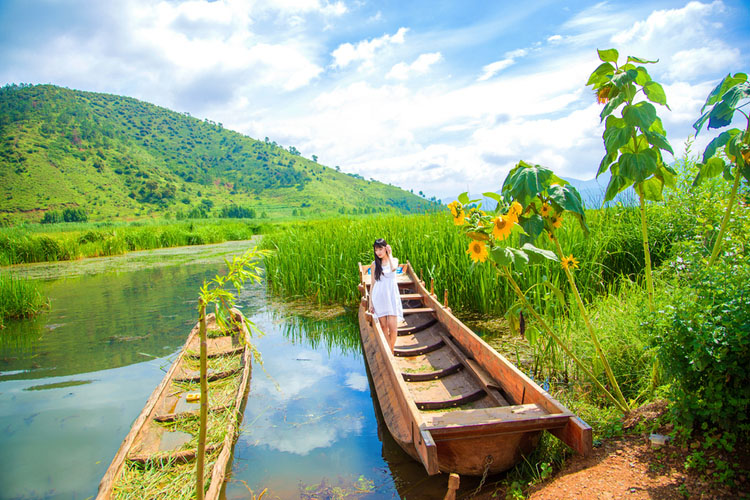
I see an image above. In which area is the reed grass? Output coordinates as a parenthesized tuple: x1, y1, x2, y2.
(172, 372, 242, 409)
(261, 205, 679, 316)
(113, 450, 219, 500)
(0, 273, 48, 326)
(0, 219, 269, 265)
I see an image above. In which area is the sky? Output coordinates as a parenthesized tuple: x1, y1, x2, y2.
(1, 0, 748, 201)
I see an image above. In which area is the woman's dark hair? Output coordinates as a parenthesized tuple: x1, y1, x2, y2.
(373, 238, 387, 281)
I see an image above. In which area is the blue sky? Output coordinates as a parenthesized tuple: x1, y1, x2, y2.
(1, 0, 748, 201)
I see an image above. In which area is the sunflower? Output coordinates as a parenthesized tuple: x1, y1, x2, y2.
(447, 201, 465, 225)
(540, 202, 552, 217)
(466, 240, 489, 263)
(549, 212, 563, 229)
(561, 254, 579, 271)
(508, 201, 523, 220)
(491, 214, 514, 241)
(596, 86, 611, 104)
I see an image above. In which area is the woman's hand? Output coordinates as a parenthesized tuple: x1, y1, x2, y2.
(386, 244, 392, 256)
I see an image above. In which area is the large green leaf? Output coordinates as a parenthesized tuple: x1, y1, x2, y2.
(639, 177, 664, 201)
(604, 172, 631, 202)
(491, 246, 515, 267)
(626, 55, 659, 65)
(520, 243, 558, 263)
(509, 247, 529, 270)
(457, 192, 469, 205)
(587, 62, 616, 86)
(660, 164, 677, 188)
(603, 116, 632, 155)
(482, 191, 503, 203)
(501, 161, 554, 208)
(519, 214, 544, 246)
(693, 157, 726, 186)
(643, 81, 669, 107)
(622, 102, 657, 130)
(700, 73, 747, 113)
(599, 92, 626, 121)
(549, 184, 589, 234)
(619, 149, 658, 183)
(707, 85, 744, 130)
(702, 129, 738, 162)
(693, 109, 711, 135)
(644, 130, 674, 155)
(611, 69, 638, 89)
(635, 67, 650, 86)
(597, 151, 617, 177)
(597, 48, 619, 63)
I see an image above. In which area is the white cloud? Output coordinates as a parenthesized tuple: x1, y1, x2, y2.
(547, 34, 563, 43)
(612, 1, 722, 44)
(330, 27, 409, 69)
(667, 43, 740, 81)
(477, 58, 515, 81)
(386, 51, 442, 80)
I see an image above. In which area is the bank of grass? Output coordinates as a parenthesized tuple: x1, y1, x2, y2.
(0, 218, 271, 266)
(0, 273, 48, 327)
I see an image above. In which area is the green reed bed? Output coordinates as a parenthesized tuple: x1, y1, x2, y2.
(0, 219, 267, 265)
(158, 407, 236, 453)
(262, 206, 680, 317)
(0, 273, 48, 326)
(114, 450, 219, 500)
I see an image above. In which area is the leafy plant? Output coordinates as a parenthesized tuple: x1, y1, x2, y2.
(692, 72, 750, 267)
(587, 48, 676, 312)
(195, 247, 267, 499)
(450, 161, 628, 412)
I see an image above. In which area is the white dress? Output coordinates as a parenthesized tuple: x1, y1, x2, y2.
(370, 258, 404, 322)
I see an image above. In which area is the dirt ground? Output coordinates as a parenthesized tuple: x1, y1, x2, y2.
(475, 402, 749, 500)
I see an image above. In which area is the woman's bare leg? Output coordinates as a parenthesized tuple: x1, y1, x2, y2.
(378, 317, 389, 345)
(386, 315, 398, 352)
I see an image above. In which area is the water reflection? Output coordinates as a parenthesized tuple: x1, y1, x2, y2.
(0, 241, 494, 500)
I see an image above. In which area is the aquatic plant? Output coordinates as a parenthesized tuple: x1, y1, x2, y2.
(0, 273, 48, 327)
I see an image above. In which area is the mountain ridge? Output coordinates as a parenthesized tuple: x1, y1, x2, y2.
(0, 83, 436, 225)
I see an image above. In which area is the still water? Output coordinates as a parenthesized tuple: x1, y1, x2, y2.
(0, 241, 479, 499)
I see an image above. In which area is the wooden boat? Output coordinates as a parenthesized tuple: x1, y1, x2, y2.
(96, 308, 252, 499)
(358, 262, 592, 476)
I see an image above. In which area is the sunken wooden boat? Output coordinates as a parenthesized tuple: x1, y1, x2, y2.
(358, 262, 592, 476)
(96, 308, 252, 500)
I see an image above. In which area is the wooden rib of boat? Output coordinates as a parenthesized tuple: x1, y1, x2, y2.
(357, 262, 592, 476)
(96, 308, 252, 499)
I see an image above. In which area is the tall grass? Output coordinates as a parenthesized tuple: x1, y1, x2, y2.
(261, 204, 682, 316)
(0, 219, 269, 265)
(0, 273, 48, 326)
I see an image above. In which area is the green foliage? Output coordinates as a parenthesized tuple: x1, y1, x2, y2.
(587, 49, 675, 202)
(41, 207, 88, 224)
(0, 83, 436, 224)
(0, 219, 265, 265)
(649, 249, 750, 431)
(0, 273, 48, 326)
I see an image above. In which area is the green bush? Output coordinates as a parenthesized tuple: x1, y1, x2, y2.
(650, 251, 750, 431)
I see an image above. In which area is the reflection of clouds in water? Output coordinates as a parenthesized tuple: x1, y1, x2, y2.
(242, 347, 366, 455)
(344, 372, 368, 392)
(242, 409, 364, 455)
(251, 349, 334, 401)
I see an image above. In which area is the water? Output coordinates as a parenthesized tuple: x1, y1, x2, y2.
(0, 242, 475, 499)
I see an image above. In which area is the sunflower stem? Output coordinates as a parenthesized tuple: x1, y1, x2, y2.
(500, 266, 628, 413)
(707, 165, 742, 268)
(637, 189, 655, 313)
(551, 232, 629, 410)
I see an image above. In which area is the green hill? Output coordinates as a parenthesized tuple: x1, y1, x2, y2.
(0, 83, 437, 225)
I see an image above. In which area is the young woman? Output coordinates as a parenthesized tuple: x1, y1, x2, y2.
(368, 238, 403, 352)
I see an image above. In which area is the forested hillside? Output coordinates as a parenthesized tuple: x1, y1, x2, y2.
(0, 84, 436, 225)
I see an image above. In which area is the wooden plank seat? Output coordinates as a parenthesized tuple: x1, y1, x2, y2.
(403, 307, 435, 315)
(415, 388, 486, 410)
(423, 404, 572, 436)
(399, 293, 423, 300)
(402, 363, 463, 382)
(398, 318, 437, 335)
(394, 339, 445, 357)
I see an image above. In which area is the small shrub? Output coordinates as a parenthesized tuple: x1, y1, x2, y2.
(650, 250, 750, 431)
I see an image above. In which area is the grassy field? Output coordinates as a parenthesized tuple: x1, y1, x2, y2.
(0, 273, 48, 327)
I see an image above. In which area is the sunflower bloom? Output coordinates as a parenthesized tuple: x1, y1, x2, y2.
(491, 215, 514, 241)
(508, 201, 523, 219)
(549, 213, 563, 229)
(540, 203, 552, 217)
(447, 201, 465, 225)
(466, 241, 489, 263)
(596, 86, 611, 104)
(561, 254, 579, 271)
